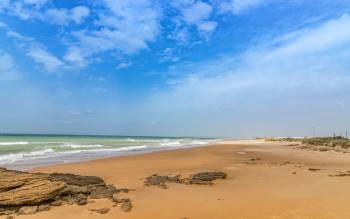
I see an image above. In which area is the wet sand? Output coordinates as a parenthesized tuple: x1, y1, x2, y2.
(19, 140, 350, 219)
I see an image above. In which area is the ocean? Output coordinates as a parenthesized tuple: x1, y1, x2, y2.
(0, 134, 218, 170)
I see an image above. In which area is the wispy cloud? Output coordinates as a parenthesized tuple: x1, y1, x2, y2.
(1, 1, 89, 25)
(63, 0, 161, 67)
(170, 0, 217, 43)
(6, 30, 33, 41)
(4, 29, 64, 72)
(141, 14, 350, 136)
(220, 0, 267, 14)
(44, 5, 90, 25)
(26, 45, 64, 71)
(116, 61, 132, 70)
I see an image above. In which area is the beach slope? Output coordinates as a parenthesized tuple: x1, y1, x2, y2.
(16, 140, 350, 219)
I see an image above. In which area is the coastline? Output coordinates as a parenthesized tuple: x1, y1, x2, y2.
(1, 137, 222, 171)
(14, 139, 350, 219)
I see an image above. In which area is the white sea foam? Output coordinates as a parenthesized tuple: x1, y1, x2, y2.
(60, 143, 104, 148)
(64, 145, 148, 154)
(0, 141, 29, 146)
(0, 137, 214, 168)
(189, 140, 209, 145)
(160, 141, 181, 147)
(0, 149, 54, 163)
(0, 145, 149, 164)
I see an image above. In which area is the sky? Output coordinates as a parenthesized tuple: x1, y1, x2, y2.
(0, 0, 350, 137)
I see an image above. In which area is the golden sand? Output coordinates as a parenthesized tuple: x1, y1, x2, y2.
(18, 140, 350, 219)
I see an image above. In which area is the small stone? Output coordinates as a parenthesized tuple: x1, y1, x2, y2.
(120, 201, 132, 212)
(112, 194, 118, 202)
(89, 185, 117, 199)
(189, 172, 227, 181)
(89, 208, 110, 214)
(18, 206, 38, 215)
(114, 198, 131, 204)
(38, 204, 50, 212)
(116, 188, 132, 193)
(75, 194, 88, 205)
(292, 172, 297, 174)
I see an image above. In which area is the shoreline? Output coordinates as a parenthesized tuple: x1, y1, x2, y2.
(4, 140, 350, 218)
(3, 139, 228, 171)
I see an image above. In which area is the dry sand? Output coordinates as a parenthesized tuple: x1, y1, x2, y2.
(16, 140, 350, 219)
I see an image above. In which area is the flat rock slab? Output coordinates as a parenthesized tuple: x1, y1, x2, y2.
(0, 167, 131, 216)
(0, 168, 66, 206)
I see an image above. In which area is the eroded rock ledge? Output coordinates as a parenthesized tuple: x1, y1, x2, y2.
(0, 168, 131, 216)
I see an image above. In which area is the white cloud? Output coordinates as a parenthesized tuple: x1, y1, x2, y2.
(116, 61, 132, 70)
(0, 52, 21, 80)
(0, 1, 89, 25)
(45, 6, 90, 25)
(63, 46, 87, 68)
(142, 14, 350, 137)
(197, 21, 217, 32)
(64, 0, 161, 66)
(171, 0, 217, 41)
(6, 30, 33, 41)
(182, 1, 212, 24)
(4, 29, 65, 72)
(26, 45, 64, 71)
(220, 0, 267, 14)
(71, 6, 90, 23)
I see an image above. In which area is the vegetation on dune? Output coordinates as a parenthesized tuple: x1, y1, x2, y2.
(302, 136, 350, 149)
(266, 136, 350, 152)
(265, 137, 302, 142)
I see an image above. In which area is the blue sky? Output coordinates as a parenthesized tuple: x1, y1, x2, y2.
(0, 0, 350, 137)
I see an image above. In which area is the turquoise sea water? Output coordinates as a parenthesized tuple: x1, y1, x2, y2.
(0, 134, 217, 170)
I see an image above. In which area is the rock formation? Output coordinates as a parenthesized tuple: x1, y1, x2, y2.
(144, 171, 227, 188)
(0, 168, 131, 216)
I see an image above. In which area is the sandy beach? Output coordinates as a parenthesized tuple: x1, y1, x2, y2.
(9, 140, 350, 219)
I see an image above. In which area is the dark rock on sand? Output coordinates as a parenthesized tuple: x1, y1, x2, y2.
(329, 171, 350, 177)
(89, 208, 110, 214)
(75, 194, 88, 205)
(116, 188, 132, 193)
(308, 168, 321, 171)
(112, 194, 133, 212)
(89, 184, 118, 199)
(113, 197, 131, 204)
(144, 174, 181, 189)
(48, 173, 105, 187)
(188, 172, 227, 182)
(144, 171, 227, 188)
(120, 200, 133, 212)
